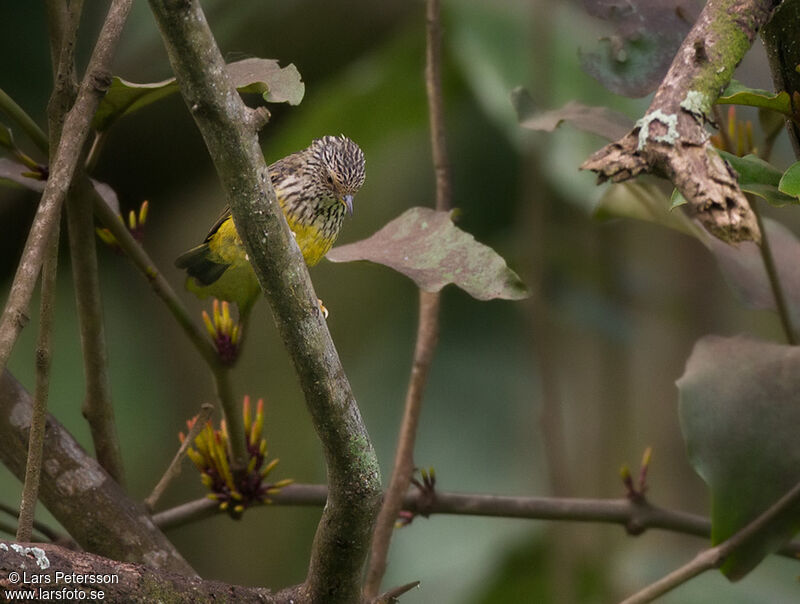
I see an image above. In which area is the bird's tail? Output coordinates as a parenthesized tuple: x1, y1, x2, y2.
(175, 243, 228, 286)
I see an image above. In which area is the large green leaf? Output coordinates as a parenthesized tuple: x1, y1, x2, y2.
(678, 335, 800, 580)
(92, 59, 304, 131)
(327, 207, 529, 300)
(717, 79, 791, 115)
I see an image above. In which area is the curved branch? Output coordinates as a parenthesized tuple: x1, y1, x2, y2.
(582, 0, 779, 244)
(146, 1, 381, 601)
(0, 371, 194, 574)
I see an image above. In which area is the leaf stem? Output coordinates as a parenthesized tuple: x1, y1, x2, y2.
(749, 198, 797, 344)
(145, 403, 214, 511)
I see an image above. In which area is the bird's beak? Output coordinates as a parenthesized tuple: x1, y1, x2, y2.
(341, 194, 354, 215)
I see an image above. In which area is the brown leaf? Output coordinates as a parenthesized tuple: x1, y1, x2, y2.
(327, 207, 529, 301)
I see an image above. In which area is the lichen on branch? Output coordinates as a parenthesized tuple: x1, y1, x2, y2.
(582, 0, 780, 244)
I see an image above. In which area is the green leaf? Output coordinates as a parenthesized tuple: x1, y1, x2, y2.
(0, 123, 15, 151)
(92, 59, 304, 131)
(512, 91, 633, 141)
(717, 79, 791, 115)
(678, 335, 800, 580)
(327, 207, 529, 301)
(706, 217, 800, 332)
(778, 161, 800, 198)
(717, 151, 798, 207)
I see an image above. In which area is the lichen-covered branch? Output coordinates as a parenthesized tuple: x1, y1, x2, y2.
(146, 1, 381, 601)
(0, 541, 275, 603)
(582, 0, 780, 244)
(0, 371, 194, 575)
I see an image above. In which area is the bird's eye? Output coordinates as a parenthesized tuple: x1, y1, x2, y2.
(326, 175, 334, 184)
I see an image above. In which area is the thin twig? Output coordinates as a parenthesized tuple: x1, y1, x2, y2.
(16, 225, 60, 542)
(0, 0, 133, 379)
(68, 177, 125, 483)
(0, 89, 49, 156)
(621, 477, 800, 604)
(365, 291, 440, 595)
(0, 501, 64, 543)
(152, 484, 800, 560)
(145, 403, 214, 511)
(364, 0, 451, 596)
(748, 198, 797, 344)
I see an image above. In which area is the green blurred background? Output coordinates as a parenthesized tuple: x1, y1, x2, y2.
(1, 0, 799, 602)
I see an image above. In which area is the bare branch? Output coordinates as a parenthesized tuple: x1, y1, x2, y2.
(582, 0, 779, 244)
(621, 477, 800, 604)
(145, 403, 214, 511)
(16, 226, 60, 542)
(365, 0, 451, 595)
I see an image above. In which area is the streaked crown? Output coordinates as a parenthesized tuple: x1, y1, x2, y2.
(305, 135, 366, 203)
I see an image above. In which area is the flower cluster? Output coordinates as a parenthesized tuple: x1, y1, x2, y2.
(181, 396, 292, 518)
(96, 200, 149, 248)
(202, 299, 241, 366)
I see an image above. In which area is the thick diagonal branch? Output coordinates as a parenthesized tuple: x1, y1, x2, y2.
(582, 0, 779, 244)
(147, 1, 381, 601)
(0, 371, 193, 574)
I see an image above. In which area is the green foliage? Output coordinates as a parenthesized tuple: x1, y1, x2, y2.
(778, 161, 800, 198)
(92, 59, 304, 131)
(717, 80, 791, 116)
(717, 151, 799, 207)
(327, 207, 528, 301)
(678, 335, 800, 580)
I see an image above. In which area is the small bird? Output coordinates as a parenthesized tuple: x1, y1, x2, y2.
(175, 135, 366, 319)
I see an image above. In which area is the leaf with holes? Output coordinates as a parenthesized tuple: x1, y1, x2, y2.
(93, 59, 304, 131)
(678, 335, 800, 580)
(327, 207, 528, 300)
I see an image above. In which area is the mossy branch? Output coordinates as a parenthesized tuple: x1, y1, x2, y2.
(147, 1, 381, 601)
(582, 0, 779, 244)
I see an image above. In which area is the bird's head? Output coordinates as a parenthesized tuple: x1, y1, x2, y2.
(308, 135, 366, 215)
